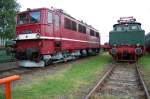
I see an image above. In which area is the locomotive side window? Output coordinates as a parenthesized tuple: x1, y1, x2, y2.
(90, 29, 95, 36)
(54, 14, 60, 27)
(138, 25, 141, 30)
(72, 21, 77, 31)
(64, 18, 71, 29)
(82, 26, 86, 33)
(96, 32, 99, 37)
(78, 24, 86, 33)
(78, 24, 82, 33)
(29, 11, 40, 23)
(64, 18, 77, 31)
(86, 28, 90, 35)
(94, 31, 96, 37)
(48, 11, 52, 23)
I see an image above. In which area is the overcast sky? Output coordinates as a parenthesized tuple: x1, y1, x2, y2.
(17, 0, 150, 44)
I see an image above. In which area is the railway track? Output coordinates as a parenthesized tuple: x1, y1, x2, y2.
(85, 63, 150, 99)
(0, 67, 33, 78)
(0, 55, 95, 79)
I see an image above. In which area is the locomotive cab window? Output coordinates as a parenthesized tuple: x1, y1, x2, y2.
(29, 11, 40, 23)
(131, 25, 138, 30)
(132, 24, 142, 30)
(17, 13, 28, 25)
(17, 11, 40, 25)
(116, 26, 122, 31)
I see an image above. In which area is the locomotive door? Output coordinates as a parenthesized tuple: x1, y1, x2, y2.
(53, 14, 61, 50)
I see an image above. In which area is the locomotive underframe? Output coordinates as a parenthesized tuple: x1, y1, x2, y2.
(109, 46, 145, 62)
(15, 39, 100, 67)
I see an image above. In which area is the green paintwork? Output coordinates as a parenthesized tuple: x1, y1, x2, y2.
(145, 33, 150, 48)
(109, 24, 145, 46)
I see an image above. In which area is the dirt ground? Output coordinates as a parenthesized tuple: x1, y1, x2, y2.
(0, 61, 19, 71)
(12, 57, 103, 88)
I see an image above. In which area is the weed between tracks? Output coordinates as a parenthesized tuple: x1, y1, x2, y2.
(9, 53, 111, 99)
(139, 53, 150, 90)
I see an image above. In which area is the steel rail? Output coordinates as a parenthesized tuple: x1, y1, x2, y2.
(136, 64, 150, 99)
(0, 67, 32, 79)
(85, 63, 150, 99)
(85, 65, 115, 99)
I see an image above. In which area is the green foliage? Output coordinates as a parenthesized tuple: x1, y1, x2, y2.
(0, 48, 15, 63)
(0, 0, 20, 39)
(139, 53, 150, 69)
(139, 54, 150, 89)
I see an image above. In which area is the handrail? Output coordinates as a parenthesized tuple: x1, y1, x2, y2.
(0, 75, 20, 99)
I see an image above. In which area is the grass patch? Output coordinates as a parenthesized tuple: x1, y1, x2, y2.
(138, 53, 150, 89)
(7, 53, 111, 99)
(0, 49, 15, 63)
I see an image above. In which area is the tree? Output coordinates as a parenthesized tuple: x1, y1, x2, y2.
(0, 0, 20, 45)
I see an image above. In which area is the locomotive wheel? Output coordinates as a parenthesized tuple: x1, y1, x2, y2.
(44, 59, 52, 66)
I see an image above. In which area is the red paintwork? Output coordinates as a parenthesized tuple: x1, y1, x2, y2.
(109, 46, 145, 61)
(146, 47, 150, 53)
(101, 43, 110, 51)
(15, 8, 100, 60)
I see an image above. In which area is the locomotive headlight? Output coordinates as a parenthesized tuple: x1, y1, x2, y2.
(113, 44, 117, 46)
(111, 48, 117, 55)
(16, 35, 19, 40)
(136, 43, 140, 47)
(36, 34, 40, 39)
(127, 44, 131, 46)
(36, 29, 40, 33)
(135, 48, 142, 55)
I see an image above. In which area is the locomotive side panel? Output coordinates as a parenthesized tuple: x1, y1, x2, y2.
(60, 15, 88, 51)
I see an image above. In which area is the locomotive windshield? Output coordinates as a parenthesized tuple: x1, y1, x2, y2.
(29, 11, 40, 23)
(17, 13, 28, 25)
(114, 24, 141, 31)
(17, 11, 40, 25)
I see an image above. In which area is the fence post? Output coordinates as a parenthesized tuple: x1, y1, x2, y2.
(0, 75, 20, 99)
(5, 82, 11, 99)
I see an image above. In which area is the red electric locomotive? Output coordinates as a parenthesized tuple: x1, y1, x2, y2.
(109, 17, 145, 62)
(15, 8, 100, 67)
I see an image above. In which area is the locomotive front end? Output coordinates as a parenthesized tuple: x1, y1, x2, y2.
(109, 17, 145, 62)
(15, 8, 54, 67)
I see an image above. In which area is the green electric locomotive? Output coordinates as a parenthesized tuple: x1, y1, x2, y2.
(109, 17, 145, 61)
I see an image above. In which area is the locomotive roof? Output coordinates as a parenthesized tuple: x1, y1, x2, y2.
(17, 7, 99, 32)
(17, 8, 49, 14)
(55, 9, 98, 31)
(113, 22, 141, 27)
